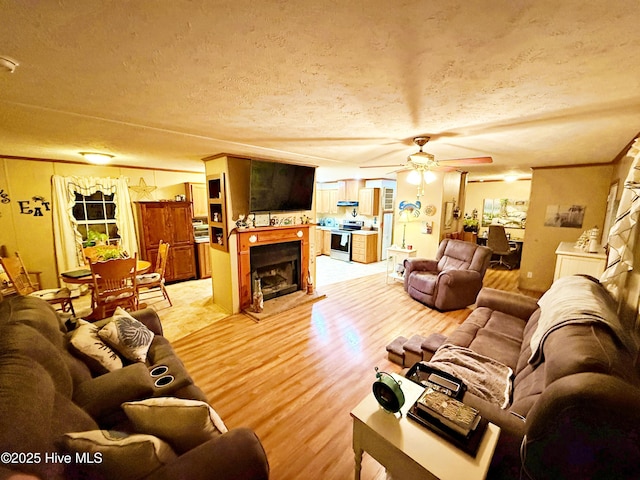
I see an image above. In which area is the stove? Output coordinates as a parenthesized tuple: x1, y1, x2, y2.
(330, 220, 363, 261)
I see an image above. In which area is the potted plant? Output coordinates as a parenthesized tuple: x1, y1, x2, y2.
(463, 211, 479, 232)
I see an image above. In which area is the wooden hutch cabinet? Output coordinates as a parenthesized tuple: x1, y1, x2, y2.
(135, 201, 197, 282)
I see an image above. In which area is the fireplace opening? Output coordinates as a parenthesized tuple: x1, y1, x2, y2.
(250, 241, 301, 301)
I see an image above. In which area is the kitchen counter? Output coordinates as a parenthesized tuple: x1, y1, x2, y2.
(351, 230, 378, 236)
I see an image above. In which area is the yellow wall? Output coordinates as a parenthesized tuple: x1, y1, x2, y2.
(519, 164, 613, 292)
(394, 170, 462, 259)
(0, 157, 205, 289)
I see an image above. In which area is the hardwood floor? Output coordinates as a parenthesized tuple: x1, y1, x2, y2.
(172, 268, 536, 479)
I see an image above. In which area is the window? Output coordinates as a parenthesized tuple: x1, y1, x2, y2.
(72, 191, 120, 245)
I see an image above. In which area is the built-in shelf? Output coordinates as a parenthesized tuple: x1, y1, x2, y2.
(207, 173, 228, 252)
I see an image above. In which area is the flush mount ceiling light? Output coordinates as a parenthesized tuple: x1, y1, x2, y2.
(80, 152, 114, 165)
(0, 56, 19, 73)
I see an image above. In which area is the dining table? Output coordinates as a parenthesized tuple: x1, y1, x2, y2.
(61, 260, 152, 320)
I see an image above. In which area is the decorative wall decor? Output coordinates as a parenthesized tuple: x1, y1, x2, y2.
(482, 198, 528, 229)
(0, 189, 9, 203)
(18, 195, 50, 216)
(129, 177, 157, 200)
(444, 201, 454, 229)
(544, 204, 586, 228)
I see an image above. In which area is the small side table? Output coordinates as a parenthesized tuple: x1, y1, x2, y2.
(351, 373, 500, 480)
(386, 247, 417, 284)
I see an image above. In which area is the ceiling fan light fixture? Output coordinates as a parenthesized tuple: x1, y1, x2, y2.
(80, 152, 114, 165)
(423, 170, 437, 184)
(406, 169, 422, 185)
(407, 151, 435, 165)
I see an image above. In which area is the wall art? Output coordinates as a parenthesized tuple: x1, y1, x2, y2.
(482, 198, 528, 229)
(544, 204, 586, 228)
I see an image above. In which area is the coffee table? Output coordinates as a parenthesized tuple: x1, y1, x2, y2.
(351, 373, 500, 480)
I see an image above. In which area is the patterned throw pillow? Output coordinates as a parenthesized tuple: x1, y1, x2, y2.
(60, 430, 177, 480)
(122, 397, 228, 453)
(69, 320, 123, 374)
(98, 307, 154, 363)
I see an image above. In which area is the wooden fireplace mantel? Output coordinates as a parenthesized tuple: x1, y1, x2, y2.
(236, 225, 310, 311)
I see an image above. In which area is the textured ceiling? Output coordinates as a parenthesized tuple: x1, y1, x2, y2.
(1, 1, 639, 181)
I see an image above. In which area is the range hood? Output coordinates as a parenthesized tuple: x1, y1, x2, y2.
(337, 200, 359, 207)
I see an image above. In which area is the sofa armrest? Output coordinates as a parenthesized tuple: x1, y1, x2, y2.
(523, 373, 640, 479)
(146, 428, 269, 480)
(403, 258, 438, 291)
(73, 363, 155, 420)
(437, 269, 481, 287)
(476, 288, 539, 321)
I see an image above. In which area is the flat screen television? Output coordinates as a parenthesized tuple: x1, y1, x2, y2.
(249, 160, 315, 212)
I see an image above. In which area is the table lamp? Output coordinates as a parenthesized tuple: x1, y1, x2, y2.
(399, 210, 410, 249)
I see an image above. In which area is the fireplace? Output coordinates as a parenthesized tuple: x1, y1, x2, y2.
(236, 225, 311, 311)
(250, 241, 301, 301)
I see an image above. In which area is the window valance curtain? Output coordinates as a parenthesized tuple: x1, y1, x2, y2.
(600, 137, 640, 301)
(52, 175, 138, 276)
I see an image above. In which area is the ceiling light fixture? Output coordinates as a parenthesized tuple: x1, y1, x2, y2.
(0, 56, 19, 73)
(80, 152, 114, 165)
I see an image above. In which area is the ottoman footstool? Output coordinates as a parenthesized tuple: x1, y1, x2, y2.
(403, 334, 428, 367)
(385, 336, 408, 366)
(421, 332, 447, 361)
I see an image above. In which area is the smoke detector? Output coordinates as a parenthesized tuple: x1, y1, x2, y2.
(0, 56, 19, 73)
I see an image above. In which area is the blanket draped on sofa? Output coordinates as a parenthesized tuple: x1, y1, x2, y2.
(528, 275, 636, 366)
(426, 344, 513, 408)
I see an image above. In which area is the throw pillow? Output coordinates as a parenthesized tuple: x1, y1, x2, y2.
(60, 430, 177, 480)
(98, 307, 154, 363)
(122, 397, 228, 453)
(69, 320, 123, 374)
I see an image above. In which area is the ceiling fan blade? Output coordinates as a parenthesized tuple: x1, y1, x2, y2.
(437, 156, 493, 166)
(359, 163, 405, 169)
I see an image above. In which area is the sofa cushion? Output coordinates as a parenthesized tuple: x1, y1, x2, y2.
(60, 430, 177, 480)
(69, 320, 124, 374)
(407, 271, 437, 295)
(122, 397, 228, 454)
(98, 307, 154, 363)
(0, 323, 74, 397)
(0, 296, 66, 347)
(0, 355, 65, 479)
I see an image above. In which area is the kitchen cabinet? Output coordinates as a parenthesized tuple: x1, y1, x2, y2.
(317, 189, 338, 214)
(196, 242, 211, 278)
(337, 180, 364, 202)
(135, 201, 197, 282)
(185, 182, 208, 218)
(351, 232, 378, 264)
(358, 188, 380, 216)
(322, 230, 332, 255)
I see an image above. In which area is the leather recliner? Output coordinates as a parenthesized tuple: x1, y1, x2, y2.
(403, 238, 492, 311)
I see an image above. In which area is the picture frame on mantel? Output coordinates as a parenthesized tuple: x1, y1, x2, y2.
(254, 213, 270, 227)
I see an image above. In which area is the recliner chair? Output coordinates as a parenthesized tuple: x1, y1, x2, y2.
(403, 238, 492, 311)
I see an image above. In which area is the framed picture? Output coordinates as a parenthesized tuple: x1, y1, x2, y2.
(444, 202, 454, 229)
(254, 213, 270, 227)
(544, 204, 586, 228)
(601, 181, 619, 245)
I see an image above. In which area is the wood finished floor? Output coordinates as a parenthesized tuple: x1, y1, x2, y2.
(172, 268, 536, 480)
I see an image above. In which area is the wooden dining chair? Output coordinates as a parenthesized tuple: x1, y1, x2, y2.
(0, 251, 75, 315)
(136, 240, 172, 306)
(89, 254, 138, 320)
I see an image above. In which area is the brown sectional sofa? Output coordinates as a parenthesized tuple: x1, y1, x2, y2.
(426, 276, 640, 479)
(0, 295, 269, 480)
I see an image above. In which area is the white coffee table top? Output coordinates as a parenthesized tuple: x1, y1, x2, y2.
(351, 372, 501, 480)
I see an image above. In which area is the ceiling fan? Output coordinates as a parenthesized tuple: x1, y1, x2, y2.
(363, 136, 493, 201)
(361, 136, 493, 173)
